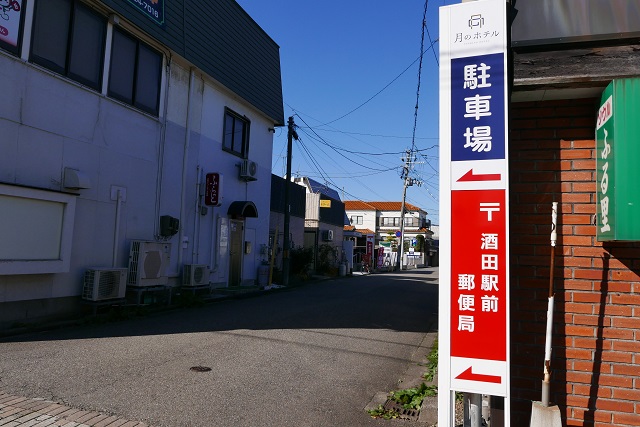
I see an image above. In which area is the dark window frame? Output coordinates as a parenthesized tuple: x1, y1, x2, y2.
(108, 26, 162, 116)
(30, 0, 106, 91)
(404, 216, 418, 227)
(222, 108, 250, 158)
(381, 217, 401, 227)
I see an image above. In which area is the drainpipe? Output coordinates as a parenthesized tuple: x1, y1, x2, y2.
(178, 68, 196, 268)
(193, 165, 201, 264)
(155, 56, 172, 240)
(112, 188, 123, 267)
(211, 213, 219, 273)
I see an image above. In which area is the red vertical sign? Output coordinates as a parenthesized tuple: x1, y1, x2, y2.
(366, 235, 374, 257)
(377, 247, 385, 269)
(205, 173, 222, 206)
(451, 189, 506, 362)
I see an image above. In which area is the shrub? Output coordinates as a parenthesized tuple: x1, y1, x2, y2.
(289, 246, 313, 277)
(317, 244, 338, 275)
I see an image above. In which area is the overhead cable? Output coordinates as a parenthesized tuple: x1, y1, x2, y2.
(319, 38, 439, 127)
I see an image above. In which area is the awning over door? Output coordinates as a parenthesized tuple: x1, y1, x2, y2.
(227, 201, 258, 218)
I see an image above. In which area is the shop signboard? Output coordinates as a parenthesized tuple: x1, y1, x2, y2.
(0, 0, 24, 51)
(205, 173, 222, 206)
(596, 79, 640, 241)
(366, 234, 374, 257)
(127, 0, 165, 27)
(439, 0, 510, 424)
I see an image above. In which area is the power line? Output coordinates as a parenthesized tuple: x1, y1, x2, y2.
(298, 127, 394, 171)
(300, 128, 438, 157)
(318, 37, 440, 127)
(287, 105, 440, 162)
(296, 116, 394, 172)
(410, 0, 429, 155)
(272, 138, 287, 172)
(289, 106, 403, 158)
(294, 112, 440, 159)
(299, 169, 397, 179)
(278, 3, 442, 212)
(295, 127, 400, 203)
(298, 135, 397, 202)
(418, 152, 439, 174)
(425, 2, 439, 66)
(299, 126, 439, 140)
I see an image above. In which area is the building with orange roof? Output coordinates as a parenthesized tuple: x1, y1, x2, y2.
(344, 200, 435, 268)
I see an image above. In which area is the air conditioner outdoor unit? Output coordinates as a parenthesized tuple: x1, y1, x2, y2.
(239, 160, 258, 181)
(322, 229, 334, 242)
(182, 264, 210, 286)
(127, 241, 171, 287)
(82, 268, 128, 301)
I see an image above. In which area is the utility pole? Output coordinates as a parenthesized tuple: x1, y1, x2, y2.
(396, 150, 411, 271)
(396, 149, 422, 272)
(282, 116, 298, 287)
(397, 181, 408, 271)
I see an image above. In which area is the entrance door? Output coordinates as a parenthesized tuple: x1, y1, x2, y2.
(229, 220, 243, 286)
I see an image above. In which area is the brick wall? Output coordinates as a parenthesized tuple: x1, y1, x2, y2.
(510, 98, 640, 427)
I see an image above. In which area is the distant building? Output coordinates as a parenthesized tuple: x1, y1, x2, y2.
(344, 200, 434, 267)
(292, 177, 346, 272)
(269, 175, 306, 271)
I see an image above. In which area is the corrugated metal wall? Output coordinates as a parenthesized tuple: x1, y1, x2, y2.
(98, 0, 284, 125)
(305, 193, 320, 228)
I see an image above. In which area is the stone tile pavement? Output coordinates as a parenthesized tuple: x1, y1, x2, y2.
(0, 392, 149, 427)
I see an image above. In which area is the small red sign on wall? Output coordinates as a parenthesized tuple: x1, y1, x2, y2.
(205, 173, 222, 206)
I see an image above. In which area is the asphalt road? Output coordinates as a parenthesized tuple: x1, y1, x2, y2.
(0, 268, 439, 427)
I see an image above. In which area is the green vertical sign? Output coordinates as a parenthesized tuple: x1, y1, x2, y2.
(596, 83, 614, 241)
(596, 79, 640, 241)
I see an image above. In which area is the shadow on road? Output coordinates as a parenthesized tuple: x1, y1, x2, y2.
(1, 269, 440, 344)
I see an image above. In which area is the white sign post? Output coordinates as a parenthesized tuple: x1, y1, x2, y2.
(439, 1, 510, 425)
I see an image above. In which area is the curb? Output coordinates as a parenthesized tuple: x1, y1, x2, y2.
(364, 317, 439, 424)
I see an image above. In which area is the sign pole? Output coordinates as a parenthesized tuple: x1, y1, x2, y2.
(463, 393, 483, 427)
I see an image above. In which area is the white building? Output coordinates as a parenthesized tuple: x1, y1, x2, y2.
(344, 200, 434, 267)
(0, 0, 284, 327)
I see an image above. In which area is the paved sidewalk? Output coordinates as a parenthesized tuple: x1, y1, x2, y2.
(0, 392, 149, 427)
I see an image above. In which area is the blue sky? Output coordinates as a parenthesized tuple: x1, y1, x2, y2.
(236, 0, 460, 224)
